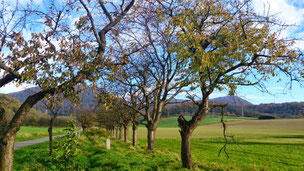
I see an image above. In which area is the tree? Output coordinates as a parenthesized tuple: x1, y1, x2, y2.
(113, 1, 189, 150)
(0, 0, 135, 170)
(159, 0, 303, 169)
(76, 107, 97, 133)
(42, 97, 61, 156)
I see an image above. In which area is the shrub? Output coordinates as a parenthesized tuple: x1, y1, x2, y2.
(85, 127, 112, 138)
(258, 114, 277, 119)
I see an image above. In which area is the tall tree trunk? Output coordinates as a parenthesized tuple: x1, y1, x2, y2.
(132, 122, 138, 146)
(0, 133, 16, 171)
(123, 122, 130, 143)
(147, 125, 156, 150)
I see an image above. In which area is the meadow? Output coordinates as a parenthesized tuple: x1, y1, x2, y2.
(14, 118, 304, 170)
(16, 126, 65, 142)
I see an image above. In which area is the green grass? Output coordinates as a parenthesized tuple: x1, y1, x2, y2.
(18, 126, 64, 133)
(14, 119, 304, 170)
(15, 126, 65, 142)
(156, 115, 254, 128)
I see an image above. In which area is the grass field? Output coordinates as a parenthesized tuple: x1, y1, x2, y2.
(154, 115, 253, 128)
(16, 126, 65, 142)
(15, 116, 249, 142)
(14, 118, 304, 170)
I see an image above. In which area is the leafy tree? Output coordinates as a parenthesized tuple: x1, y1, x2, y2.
(113, 1, 189, 150)
(0, 0, 135, 169)
(157, 0, 303, 168)
(76, 107, 97, 133)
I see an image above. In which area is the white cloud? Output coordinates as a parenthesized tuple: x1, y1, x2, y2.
(252, 0, 304, 25)
(0, 82, 33, 94)
(252, 0, 304, 50)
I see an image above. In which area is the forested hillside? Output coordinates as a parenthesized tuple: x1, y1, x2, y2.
(162, 100, 261, 118)
(162, 97, 304, 118)
(9, 87, 99, 116)
(246, 102, 304, 118)
(0, 94, 69, 126)
(0, 94, 50, 125)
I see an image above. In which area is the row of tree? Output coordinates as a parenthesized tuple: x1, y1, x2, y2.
(1, 0, 303, 170)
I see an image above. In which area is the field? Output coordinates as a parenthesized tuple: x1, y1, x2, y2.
(14, 118, 304, 170)
(16, 126, 65, 142)
(152, 115, 253, 128)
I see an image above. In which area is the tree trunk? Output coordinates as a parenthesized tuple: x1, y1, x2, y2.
(123, 123, 130, 143)
(112, 128, 115, 139)
(0, 133, 15, 171)
(115, 127, 118, 139)
(147, 125, 156, 150)
(82, 126, 87, 133)
(180, 128, 193, 169)
(132, 122, 138, 146)
(0, 107, 14, 171)
(119, 126, 123, 140)
(48, 117, 55, 156)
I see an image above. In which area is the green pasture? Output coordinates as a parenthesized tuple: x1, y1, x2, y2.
(14, 118, 304, 170)
(134, 119, 304, 141)
(155, 115, 254, 128)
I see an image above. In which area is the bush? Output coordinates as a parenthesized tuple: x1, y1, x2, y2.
(53, 116, 70, 127)
(85, 127, 112, 138)
(258, 114, 277, 120)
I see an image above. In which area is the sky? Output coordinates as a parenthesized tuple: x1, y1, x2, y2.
(1, 0, 304, 105)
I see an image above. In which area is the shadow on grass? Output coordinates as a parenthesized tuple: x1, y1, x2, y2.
(200, 140, 304, 146)
(269, 135, 304, 139)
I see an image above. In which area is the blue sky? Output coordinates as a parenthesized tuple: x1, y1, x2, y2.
(1, 0, 304, 105)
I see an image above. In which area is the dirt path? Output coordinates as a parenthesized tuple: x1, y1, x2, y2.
(14, 134, 65, 149)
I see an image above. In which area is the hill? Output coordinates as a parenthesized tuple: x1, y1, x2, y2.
(211, 96, 253, 106)
(163, 96, 304, 118)
(9, 87, 99, 116)
(0, 94, 50, 125)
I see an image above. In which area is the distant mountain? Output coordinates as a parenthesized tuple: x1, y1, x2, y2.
(211, 96, 253, 106)
(9, 87, 99, 116)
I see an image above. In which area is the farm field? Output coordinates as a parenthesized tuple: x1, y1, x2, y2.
(15, 116, 250, 142)
(16, 126, 65, 142)
(14, 118, 304, 170)
(151, 115, 254, 128)
(134, 118, 304, 141)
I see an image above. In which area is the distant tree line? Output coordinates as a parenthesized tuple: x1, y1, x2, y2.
(162, 101, 304, 118)
(246, 102, 304, 118)
(162, 101, 261, 118)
